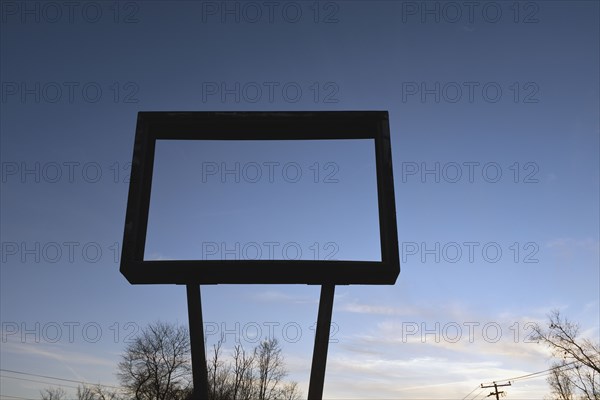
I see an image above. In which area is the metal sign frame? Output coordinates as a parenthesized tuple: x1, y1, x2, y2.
(120, 111, 400, 285)
(120, 111, 400, 400)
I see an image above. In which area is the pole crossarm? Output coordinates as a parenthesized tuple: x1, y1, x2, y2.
(481, 381, 511, 399)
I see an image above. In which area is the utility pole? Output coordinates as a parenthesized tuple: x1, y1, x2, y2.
(481, 381, 511, 399)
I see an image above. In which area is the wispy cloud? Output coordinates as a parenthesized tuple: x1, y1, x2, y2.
(324, 354, 547, 399)
(338, 302, 417, 316)
(2, 340, 116, 368)
(317, 303, 559, 398)
(546, 237, 600, 252)
(338, 299, 474, 321)
(144, 252, 171, 261)
(251, 290, 317, 305)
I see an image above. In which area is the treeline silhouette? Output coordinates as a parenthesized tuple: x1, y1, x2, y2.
(40, 321, 301, 400)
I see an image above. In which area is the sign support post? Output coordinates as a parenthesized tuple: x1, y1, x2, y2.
(187, 284, 210, 400)
(307, 284, 336, 400)
(186, 284, 336, 400)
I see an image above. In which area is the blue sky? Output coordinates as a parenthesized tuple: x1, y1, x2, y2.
(145, 138, 382, 261)
(1, 1, 599, 399)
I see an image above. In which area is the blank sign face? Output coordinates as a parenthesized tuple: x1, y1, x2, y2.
(144, 139, 381, 262)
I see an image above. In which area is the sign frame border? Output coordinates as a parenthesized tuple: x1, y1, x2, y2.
(120, 111, 399, 285)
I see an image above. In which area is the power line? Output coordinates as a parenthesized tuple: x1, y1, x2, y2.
(475, 390, 489, 400)
(508, 361, 578, 382)
(463, 385, 489, 400)
(479, 391, 495, 400)
(1, 396, 78, 400)
(469, 361, 585, 399)
(0, 369, 124, 391)
(0, 374, 81, 390)
(0, 396, 38, 400)
(481, 360, 580, 387)
(462, 385, 483, 400)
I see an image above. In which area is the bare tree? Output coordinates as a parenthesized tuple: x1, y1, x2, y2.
(77, 385, 96, 400)
(533, 310, 600, 400)
(207, 337, 232, 400)
(548, 363, 576, 400)
(255, 338, 287, 400)
(91, 385, 123, 400)
(117, 321, 192, 400)
(40, 387, 66, 400)
(278, 381, 302, 400)
(231, 344, 255, 400)
(202, 336, 300, 400)
(76, 384, 123, 400)
(116, 321, 300, 400)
